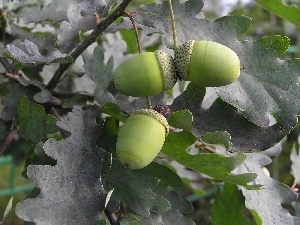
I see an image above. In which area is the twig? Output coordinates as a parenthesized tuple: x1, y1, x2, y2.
(195, 141, 216, 153)
(0, 9, 7, 45)
(167, 0, 178, 53)
(0, 70, 30, 81)
(53, 91, 94, 101)
(0, 129, 18, 156)
(0, 70, 62, 106)
(47, 0, 134, 91)
(105, 210, 120, 225)
(0, 57, 13, 73)
(123, 11, 142, 53)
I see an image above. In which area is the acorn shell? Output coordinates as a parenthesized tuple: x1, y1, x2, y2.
(175, 40, 240, 87)
(116, 109, 169, 170)
(114, 51, 177, 97)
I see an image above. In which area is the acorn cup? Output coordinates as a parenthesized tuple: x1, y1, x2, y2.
(114, 50, 178, 97)
(175, 40, 240, 87)
(116, 109, 169, 170)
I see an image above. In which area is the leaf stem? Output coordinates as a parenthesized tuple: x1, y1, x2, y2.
(46, 0, 134, 91)
(123, 12, 153, 108)
(105, 210, 120, 225)
(147, 96, 152, 109)
(124, 11, 142, 53)
(167, 0, 179, 53)
(0, 129, 18, 156)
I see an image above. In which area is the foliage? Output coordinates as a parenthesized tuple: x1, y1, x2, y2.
(0, 0, 299, 224)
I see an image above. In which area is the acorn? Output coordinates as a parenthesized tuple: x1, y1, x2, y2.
(114, 50, 177, 97)
(116, 108, 169, 170)
(175, 40, 240, 87)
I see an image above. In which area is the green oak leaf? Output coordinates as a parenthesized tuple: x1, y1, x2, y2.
(104, 161, 171, 217)
(16, 106, 110, 224)
(17, 96, 58, 143)
(168, 109, 193, 132)
(162, 131, 259, 189)
(255, 0, 300, 27)
(201, 131, 231, 150)
(211, 183, 250, 225)
(102, 102, 129, 123)
(134, 0, 300, 152)
(83, 46, 114, 99)
(236, 153, 300, 225)
(1, 83, 38, 121)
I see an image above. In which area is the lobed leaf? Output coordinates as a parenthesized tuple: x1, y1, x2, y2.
(102, 102, 129, 123)
(77, 0, 107, 15)
(1, 83, 38, 121)
(133, 0, 300, 152)
(17, 96, 58, 143)
(168, 110, 193, 132)
(235, 153, 300, 225)
(255, 0, 300, 27)
(134, 162, 183, 188)
(290, 145, 300, 183)
(170, 83, 286, 152)
(83, 46, 114, 99)
(6, 39, 66, 65)
(162, 131, 258, 189)
(211, 183, 250, 225)
(104, 161, 171, 217)
(16, 106, 110, 224)
(200, 131, 231, 150)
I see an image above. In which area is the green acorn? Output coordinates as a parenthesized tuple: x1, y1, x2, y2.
(114, 50, 177, 97)
(116, 108, 169, 170)
(175, 40, 240, 87)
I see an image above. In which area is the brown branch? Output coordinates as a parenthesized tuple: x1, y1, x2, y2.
(0, 129, 18, 156)
(0, 70, 61, 106)
(195, 141, 216, 153)
(105, 210, 120, 225)
(0, 57, 14, 73)
(0, 70, 30, 81)
(46, 0, 134, 91)
(0, 9, 7, 45)
(53, 91, 94, 101)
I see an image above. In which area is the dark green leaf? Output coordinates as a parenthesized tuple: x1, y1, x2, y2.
(104, 161, 171, 217)
(171, 83, 286, 152)
(168, 110, 193, 132)
(211, 183, 250, 225)
(98, 116, 119, 154)
(290, 145, 300, 183)
(162, 131, 258, 189)
(17, 96, 58, 143)
(1, 83, 38, 121)
(134, 1, 251, 47)
(255, 0, 300, 27)
(134, 162, 183, 188)
(102, 102, 129, 123)
(201, 131, 231, 150)
(259, 35, 290, 57)
(134, 1, 300, 152)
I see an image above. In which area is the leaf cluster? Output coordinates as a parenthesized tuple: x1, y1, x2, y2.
(0, 0, 299, 225)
